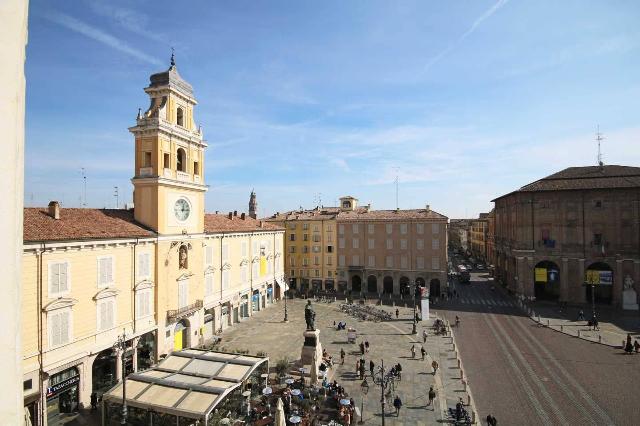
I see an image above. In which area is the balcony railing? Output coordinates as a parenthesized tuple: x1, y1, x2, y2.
(167, 299, 203, 323)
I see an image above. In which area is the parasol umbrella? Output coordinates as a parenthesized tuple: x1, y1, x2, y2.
(275, 397, 286, 426)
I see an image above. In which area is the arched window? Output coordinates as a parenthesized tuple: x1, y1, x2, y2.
(176, 107, 184, 127)
(177, 148, 186, 172)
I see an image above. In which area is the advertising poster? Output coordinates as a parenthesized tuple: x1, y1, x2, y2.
(535, 268, 547, 282)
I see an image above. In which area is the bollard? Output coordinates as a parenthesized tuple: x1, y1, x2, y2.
(467, 394, 471, 406)
(462, 380, 467, 391)
(599, 335, 602, 343)
(392, 301, 395, 307)
(452, 342, 456, 351)
(560, 325, 563, 332)
(538, 315, 541, 323)
(472, 411, 476, 424)
(578, 330, 581, 338)
(547, 319, 550, 326)
(461, 369, 464, 380)
(458, 358, 461, 368)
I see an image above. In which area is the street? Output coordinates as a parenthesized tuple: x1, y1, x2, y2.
(435, 271, 640, 426)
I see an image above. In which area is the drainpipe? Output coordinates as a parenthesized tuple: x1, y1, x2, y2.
(37, 243, 45, 426)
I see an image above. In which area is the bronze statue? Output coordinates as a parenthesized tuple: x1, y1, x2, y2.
(304, 300, 316, 330)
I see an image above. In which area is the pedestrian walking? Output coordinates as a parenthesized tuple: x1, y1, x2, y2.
(421, 346, 426, 361)
(410, 344, 416, 358)
(634, 340, 640, 353)
(364, 341, 370, 353)
(369, 360, 375, 375)
(592, 316, 599, 331)
(625, 334, 634, 354)
(393, 395, 402, 416)
(427, 386, 436, 408)
(422, 329, 428, 343)
(90, 392, 98, 411)
(486, 414, 497, 426)
(359, 361, 366, 379)
(396, 363, 403, 380)
(395, 308, 399, 319)
(577, 309, 585, 321)
(431, 360, 439, 375)
(340, 348, 346, 365)
(360, 341, 365, 355)
(355, 359, 360, 375)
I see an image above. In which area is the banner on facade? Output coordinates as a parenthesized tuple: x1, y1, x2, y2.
(260, 257, 267, 276)
(535, 268, 547, 283)
(585, 270, 613, 285)
(420, 298, 430, 321)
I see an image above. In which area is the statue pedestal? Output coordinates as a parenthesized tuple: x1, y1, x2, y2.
(300, 329, 323, 371)
(623, 289, 639, 311)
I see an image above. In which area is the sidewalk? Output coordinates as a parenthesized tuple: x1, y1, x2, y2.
(516, 298, 640, 348)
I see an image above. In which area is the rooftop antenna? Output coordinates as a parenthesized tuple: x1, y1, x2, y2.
(80, 167, 87, 207)
(319, 192, 322, 207)
(596, 125, 604, 167)
(392, 166, 400, 209)
(114, 186, 119, 209)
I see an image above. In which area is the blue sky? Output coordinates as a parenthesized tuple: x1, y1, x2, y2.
(25, 0, 640, 218)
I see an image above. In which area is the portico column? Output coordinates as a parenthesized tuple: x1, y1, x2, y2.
(577, 259, 587, 303)
(524, 257, 534, 298)
(560, 258, 569, 302)
(132, 337, 140, 372)
(515, 257, 525, 295)
(613, 260, 624, 307)
(115, 349, 123, 382)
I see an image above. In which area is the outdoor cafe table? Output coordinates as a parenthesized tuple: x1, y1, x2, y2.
(289, 415, 302, 424)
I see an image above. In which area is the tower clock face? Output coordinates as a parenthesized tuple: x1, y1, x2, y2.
(174, 198, 191, 221)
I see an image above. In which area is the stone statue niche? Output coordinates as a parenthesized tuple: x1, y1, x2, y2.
(623, 275, 638, 311)
(179, 245, 188, 270)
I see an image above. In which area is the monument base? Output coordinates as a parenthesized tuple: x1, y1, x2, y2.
(623, 290, 639, 311)
(300, 329, 323, 372)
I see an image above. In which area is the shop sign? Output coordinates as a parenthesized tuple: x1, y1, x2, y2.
(535, 268, 547, 283)
(46, 375, 79, 399)
(585, 270, 613, 285)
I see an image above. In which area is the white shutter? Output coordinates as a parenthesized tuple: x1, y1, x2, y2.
(59, 263, 68, 292)
(241, 266, 247, 283)
(51, 313, 61, 346)
(206, 273, 213, 296)
(222, 244, 229, 262)
(206, 247, 213, 265)
(61, 311, 69, 344)
(145, 291, 151, 316)
(51, 264, 60, 294)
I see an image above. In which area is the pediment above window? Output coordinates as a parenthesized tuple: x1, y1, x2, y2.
(274, 252, 282, 258)
(135, 280, 154, 291)
(93, 287, 120, 301)
(176, 272, 194, 282)
(239, 259, 249, 266)
(251, 257, 260, 263)
(221, 263, 231, 271)
(267, 254, 274, 260)
(204, 266, 215, 274)
(43, 297, 78, 312)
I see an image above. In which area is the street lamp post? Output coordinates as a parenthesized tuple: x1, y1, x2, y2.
(113, 329, 128, 425)
(284, 276, 291, 322)
(359, 378, 369, 424)
(372, 359, 393, 426)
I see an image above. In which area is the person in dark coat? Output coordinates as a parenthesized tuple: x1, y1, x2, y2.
(369, 360, 375, 375)
(393, 395, 402, 416)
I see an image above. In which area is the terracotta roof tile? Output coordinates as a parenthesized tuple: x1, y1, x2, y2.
(24, 208, 154, 242)
(204, 214, 283, 233)
(266, 207, 447, 222)
(492, 165, 640, 201)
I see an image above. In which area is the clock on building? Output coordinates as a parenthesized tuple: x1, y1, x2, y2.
(174, 198, 191, 221)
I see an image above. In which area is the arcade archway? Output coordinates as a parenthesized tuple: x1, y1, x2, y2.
(585, 262, 613, 304)
(367, 275, 378, 293)
(534, 260, 560, 301)
(351, 275, 362, 293)
(383, 276, 394, 294)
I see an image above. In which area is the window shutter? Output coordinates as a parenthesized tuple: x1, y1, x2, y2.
(206, 247, 213, 265)
(51, 264, 60, 294)
(51, 313, 61, 346)
(61, 312, 69, 344)
(60, 263, 68, 292)
(206, 274, 213, 296)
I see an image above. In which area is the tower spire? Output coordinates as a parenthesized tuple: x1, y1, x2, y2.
(170, 47, 175, 67)
(249, 189, 258, 219)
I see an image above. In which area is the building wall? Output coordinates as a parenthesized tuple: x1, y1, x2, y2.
(493, 188, 640, 306)
(337, 220, 448, 294)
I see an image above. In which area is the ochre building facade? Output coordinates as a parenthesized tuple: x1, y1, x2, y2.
(21, 60, 284, 426)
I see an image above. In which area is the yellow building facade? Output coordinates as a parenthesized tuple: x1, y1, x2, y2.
(21, 59, 285, 426)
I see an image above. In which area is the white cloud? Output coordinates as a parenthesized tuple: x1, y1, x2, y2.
(45, 11, 163, 66)
(87, 1, 166, 43)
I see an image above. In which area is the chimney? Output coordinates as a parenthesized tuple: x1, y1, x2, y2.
(48, 201, 60, 220)
(241, 213, 246, 220)
(426, 204, 430, 212)
(260, 221, 264, 228)
(215, 210, 219, 214)
(233, 210, 237, 216)
(228, 212, 233, 219)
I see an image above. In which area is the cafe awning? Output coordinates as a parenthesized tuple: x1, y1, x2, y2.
(102, 349, 268, 421)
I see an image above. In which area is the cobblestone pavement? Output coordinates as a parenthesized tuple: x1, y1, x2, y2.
(435, 272, 640, 426)
(218, 298, 476, 425)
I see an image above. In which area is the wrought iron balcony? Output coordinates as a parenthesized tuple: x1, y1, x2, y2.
(167, 299, 203, 323)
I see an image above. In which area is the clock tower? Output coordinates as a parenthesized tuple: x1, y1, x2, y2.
(130, 54, 207, 235)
